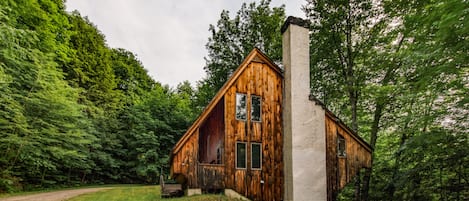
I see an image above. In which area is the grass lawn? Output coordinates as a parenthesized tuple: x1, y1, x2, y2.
(67, 185, 241, 201)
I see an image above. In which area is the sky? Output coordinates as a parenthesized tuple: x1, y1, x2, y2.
(65, 0, 306, 87)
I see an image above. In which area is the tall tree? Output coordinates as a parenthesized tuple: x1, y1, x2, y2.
(305, 0, 469, 200)
(369, 0, 469, 200)
(304, 0, 386, 199)
(0, 4, 94, 190)
(304, 0, 382, 132)
(0, 0, 200, 191)
(199, 0, 285, 109)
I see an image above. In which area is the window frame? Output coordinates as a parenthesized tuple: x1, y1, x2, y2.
(337, 134, 346, 157)
(235, 93, 247, 121)
(236, 142, 247, 169)
(250, 95, 262, 122)
(251, 142, 262, 170)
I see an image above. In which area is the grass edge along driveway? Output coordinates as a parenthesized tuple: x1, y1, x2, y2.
(67, 185, 242, 201)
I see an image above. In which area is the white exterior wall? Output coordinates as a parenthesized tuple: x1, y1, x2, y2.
(282, 20, 327, 201)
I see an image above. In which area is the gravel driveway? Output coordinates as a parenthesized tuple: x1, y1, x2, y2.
(0, 187, 112, 201)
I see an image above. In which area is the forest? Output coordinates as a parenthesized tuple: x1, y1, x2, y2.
(0, 0, 467, 200)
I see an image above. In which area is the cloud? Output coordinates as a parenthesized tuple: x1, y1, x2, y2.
(66, 0, 304, 87)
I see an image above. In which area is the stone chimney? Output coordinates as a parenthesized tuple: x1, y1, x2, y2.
(282, 16, 327, 201)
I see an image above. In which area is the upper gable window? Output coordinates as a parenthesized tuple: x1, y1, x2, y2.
(251, 95, 261, 122)
(337, 134, 346, 157)
(236, 93, 247, 121)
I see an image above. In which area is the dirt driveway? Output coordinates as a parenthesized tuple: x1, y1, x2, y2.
(0, 187, 112, 201)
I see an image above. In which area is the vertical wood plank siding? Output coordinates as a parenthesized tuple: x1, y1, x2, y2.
(198, 164, 225, 189)
(199, 100, 224, 164)
(171, 53, 283, 201)
(225, 61, 283, 201)
(171, 130, 199, 188)
(325, 114, 372, 201)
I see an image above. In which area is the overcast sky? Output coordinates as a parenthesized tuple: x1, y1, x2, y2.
(65, 0, 305, 87)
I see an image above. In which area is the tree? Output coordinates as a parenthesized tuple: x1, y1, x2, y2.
(119, 85, 194, 183)
(304, 0, 387, 199)
(0, 0, 200, 191)
(0, 4, 94, 190)
(304, 0, 469, 200)
(110, 48, 155, 99)
(198, 0, 285, 109)
(371, 0, 469, 199)
(304, 0, 384, 132)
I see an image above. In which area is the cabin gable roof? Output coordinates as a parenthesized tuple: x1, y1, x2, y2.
(172, 48, 282, 155)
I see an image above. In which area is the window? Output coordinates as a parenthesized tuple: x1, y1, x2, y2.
(236, 142, 247, 169)
(236, 93, 262, 122)
(216, 146, 222, 164)
(236, 93, 247, 120)
(251, 95, 261, 122)
(251, 143, 262, 169)
(337, 135, 346, 157)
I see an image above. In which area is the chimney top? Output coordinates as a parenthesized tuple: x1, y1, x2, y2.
(281, 16, 310, 34)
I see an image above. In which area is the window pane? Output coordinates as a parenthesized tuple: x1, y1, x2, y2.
(251, 143, 262, 169)
(236, 142, 246, 168)
(251, 96, 261, 122)
(236, 93, 247, 120)
(216, 146, 222, 164)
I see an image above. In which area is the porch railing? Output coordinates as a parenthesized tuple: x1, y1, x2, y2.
(198, 163, 225, 190)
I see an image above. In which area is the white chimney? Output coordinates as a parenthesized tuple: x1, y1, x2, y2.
(282, 17, 327, 201)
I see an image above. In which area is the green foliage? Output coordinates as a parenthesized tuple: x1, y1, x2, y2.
(0, 2, 94, 191)
(126, 86, 194, 182)
(198, 0, 285, 109)
(304, 0, 383, 132)
(305, 0, 469, 200)
(0, 0, 195, 192)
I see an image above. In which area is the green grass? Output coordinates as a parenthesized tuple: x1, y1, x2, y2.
(67, 185, 240, 201)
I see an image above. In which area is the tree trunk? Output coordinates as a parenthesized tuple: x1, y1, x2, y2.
(361, 101, 384, 200)
(388, 99, 414, 200)
(345, 0, 358, 133)
(388, 131, 409, 200)
(354, 171, 361, 201)
(361, 166, 372, 201)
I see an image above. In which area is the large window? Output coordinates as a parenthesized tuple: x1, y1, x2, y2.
(337, 134, 346, 157)
(251, 96, 261, 122)
(251, 143, 262, 169)
(236, 142, 247, 169)
(236, 93, 247, 121)
(236, 93, 262, 122)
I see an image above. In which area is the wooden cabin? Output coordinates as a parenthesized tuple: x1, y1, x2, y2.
(170, 48, 284, 200)
(170, 17, 372, 201)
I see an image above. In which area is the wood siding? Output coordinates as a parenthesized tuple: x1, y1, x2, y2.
(170, 50, 283, 201)
(325, 113, 372, 201)
(199, 99, 224, 164)
(224, 61, 283, 201)
(171, 130, 199, 188)
(198, 164, 225, 189)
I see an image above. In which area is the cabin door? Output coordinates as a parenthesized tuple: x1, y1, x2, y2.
(237, 141, 263, 200)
